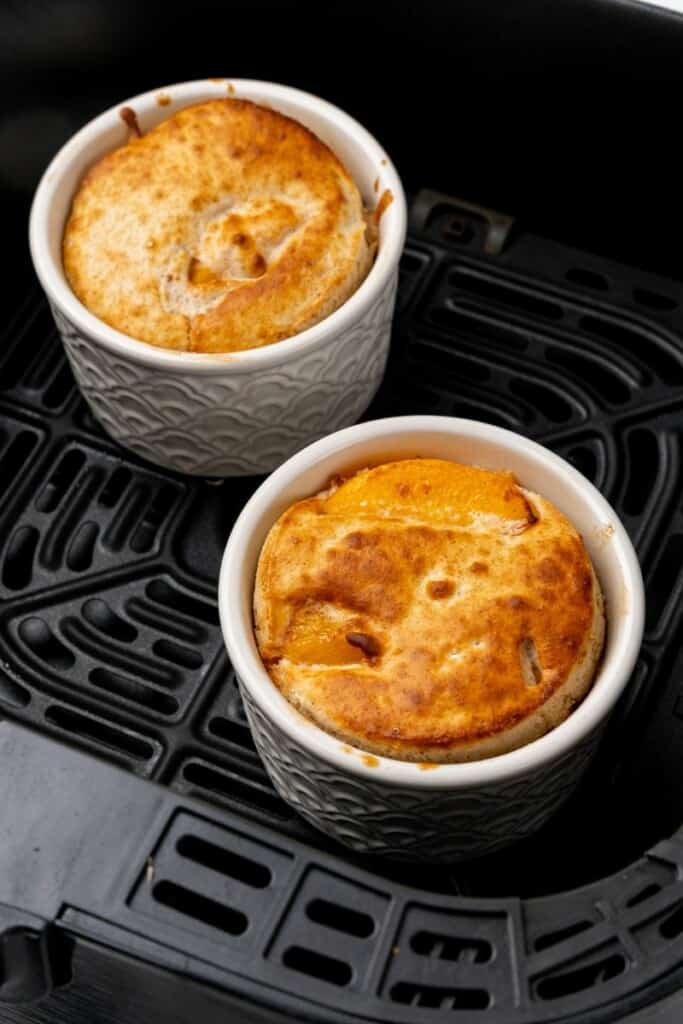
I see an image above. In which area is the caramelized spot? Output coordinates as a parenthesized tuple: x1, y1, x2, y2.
(537, 558, 562, 582)
(373, 189, 394, 225)
(507, 595, 528, 610)
(251, 253, 267, 276)
(427, 579, 454, 599)
(119, 106, 142, 138)
(346, 632, 382, 658)
(470, 561, 488, 574)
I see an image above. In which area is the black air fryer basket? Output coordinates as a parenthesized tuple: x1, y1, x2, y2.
(3, 2, 683, 1022)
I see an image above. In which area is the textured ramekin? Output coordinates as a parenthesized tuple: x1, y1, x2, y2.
(219, 416, 645, 861)
(29, 79, 407, 476)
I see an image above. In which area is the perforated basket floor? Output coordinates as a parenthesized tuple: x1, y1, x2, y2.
(2, 190, 683, 1021)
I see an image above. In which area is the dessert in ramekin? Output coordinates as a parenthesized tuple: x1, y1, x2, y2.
(30, 80, 406, 476)
(219, 416, 644, 861)
(253, 457, 605, 763)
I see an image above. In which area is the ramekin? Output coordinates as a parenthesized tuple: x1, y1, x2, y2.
(29, 80, 407, 477)
(219, 416, 644, 861)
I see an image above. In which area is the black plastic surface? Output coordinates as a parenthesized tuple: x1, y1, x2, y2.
(1, 187, 683, 1021)
(0, 909, 69, 1006)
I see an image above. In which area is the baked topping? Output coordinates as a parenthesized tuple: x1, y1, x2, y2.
(345, 631, 382, 659)
(253, 458, 605, 763)
(64, 98, 375, 353)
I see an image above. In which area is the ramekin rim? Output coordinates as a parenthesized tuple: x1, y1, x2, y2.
(28, 78, 407, 376)
(218, 415, 645, 789)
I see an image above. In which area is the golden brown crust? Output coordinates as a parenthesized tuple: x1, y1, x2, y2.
(253, 459, 605, 762)
(63, 99, 373, 352)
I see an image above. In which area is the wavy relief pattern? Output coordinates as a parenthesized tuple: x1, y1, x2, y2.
(239, 685, 601, 862)
(51, 276, 396, 476)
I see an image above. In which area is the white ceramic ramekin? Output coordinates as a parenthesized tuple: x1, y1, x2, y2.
(219, 415, 645, 861)
(29, 79, 407, 477)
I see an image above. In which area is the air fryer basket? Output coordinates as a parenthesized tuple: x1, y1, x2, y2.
(2, 177, 683, 1021)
